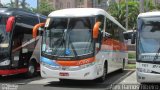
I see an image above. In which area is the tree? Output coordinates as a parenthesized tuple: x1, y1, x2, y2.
(21, 0, 26, 8)
(5, 0, 28, 9)
(107, 1, 139, 30)
(37, 0, 54, 16)
(15, 0, 19, 8)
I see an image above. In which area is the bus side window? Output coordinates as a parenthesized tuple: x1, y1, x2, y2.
(105, 19, 113, 39)
(119, 28, 125, 42)
(113, 23, 119, 40)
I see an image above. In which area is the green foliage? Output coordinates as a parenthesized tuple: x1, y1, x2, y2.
(143, 0, 160, 11)
(2, 0, 54, 16)
(128, 52, 136, 59)
(3, 0, 32, 12)
(38, 0, 54, 16)
(125, 64, 136, 69)
(107, 1, 160, 30)
(107, 1, 139, 30)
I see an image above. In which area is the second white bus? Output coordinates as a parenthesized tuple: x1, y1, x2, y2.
(135, 11, 160, 83)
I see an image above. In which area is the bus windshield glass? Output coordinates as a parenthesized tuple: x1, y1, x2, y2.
(138, 17, 160, 61)
(0, 16, 10, 60)
(42, 17, 95, 59)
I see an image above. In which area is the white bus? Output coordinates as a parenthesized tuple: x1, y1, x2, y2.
(135, 11, 160, 83)
(33, 8, 128, 82)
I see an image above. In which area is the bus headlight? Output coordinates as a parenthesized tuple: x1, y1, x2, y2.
(79, 62, 95, 69)
(137, 68, 152, 73)
(0, 60, 10, 66)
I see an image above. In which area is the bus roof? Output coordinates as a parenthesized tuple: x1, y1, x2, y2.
(0, 7, 46, 19)
(49, 8, 107, 17)
(48, 8, 126, 31)
(138, 11, 160, 18)
(0, 7, 46, 29)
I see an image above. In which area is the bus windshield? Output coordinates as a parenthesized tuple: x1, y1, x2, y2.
(138, 17, 160, 61)
(42, 17, 95, 59)
(0, 16, 10, 60)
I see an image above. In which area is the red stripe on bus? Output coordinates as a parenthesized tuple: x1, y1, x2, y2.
(56, 57, 95, 66)
(101, 38, 127, 51)
(0, 68, 28, 75)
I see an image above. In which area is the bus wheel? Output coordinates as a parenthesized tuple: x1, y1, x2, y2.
(120, 59, 125, 73)
(26, 61, 37, 77)
(59, 79, 68, 83)
(95, 63, 107, 83)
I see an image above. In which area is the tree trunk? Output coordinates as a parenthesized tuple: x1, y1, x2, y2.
(140, 0, 144, 13)
(15, 0, 19, 8)
(21, 0, 26, 8)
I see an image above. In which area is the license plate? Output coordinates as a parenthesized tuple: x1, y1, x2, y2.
(59, 72, 69, 76)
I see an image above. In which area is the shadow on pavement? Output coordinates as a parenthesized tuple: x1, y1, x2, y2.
(0, 72, 41, 84)
(44, 70, 134, 89)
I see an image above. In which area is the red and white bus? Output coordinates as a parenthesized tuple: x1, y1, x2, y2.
(33, 8, 128, 82)
(0, 8, 46, 77)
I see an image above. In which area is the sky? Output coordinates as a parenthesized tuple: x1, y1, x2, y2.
(1, 0, 37, 8)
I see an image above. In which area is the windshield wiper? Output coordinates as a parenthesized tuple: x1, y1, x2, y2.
(69, 38, 78, 58)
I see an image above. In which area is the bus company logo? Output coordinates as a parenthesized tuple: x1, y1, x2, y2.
(1, 84, 18, 90)
(77, 60, 90, 65)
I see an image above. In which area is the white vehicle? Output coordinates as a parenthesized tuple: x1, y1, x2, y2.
(135, 11, 160, 83)
(33, 8, 128, 82)
(123, 30, 136, 45)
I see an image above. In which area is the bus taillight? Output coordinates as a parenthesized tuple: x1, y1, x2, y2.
(6, 16, 15, 32)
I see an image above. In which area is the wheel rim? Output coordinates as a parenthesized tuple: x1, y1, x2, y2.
(29, 65, 35, 74)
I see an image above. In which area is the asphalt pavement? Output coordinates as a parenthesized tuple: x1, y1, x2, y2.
(0, 70, 135, 90)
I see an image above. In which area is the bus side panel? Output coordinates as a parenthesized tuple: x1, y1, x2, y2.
(100, 38, 120, 73)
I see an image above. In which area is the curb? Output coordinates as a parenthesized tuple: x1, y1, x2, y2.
(107, 70, 135, 90)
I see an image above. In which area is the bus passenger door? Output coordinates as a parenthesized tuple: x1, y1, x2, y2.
(11, 30, 23, 68)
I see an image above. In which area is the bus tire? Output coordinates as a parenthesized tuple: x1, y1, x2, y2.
(95, 62, 107, 83)
(26, 61, 37, 77)
(120, 59, 125, 73)
(59, 79, 68, 83)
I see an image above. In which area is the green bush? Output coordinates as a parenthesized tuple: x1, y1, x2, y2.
(125, 64, 136, 69)
(128, 52, 136, 59)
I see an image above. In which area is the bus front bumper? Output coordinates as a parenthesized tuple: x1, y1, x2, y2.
(40, 64, 101, 80)
(137, 71, 160, 83)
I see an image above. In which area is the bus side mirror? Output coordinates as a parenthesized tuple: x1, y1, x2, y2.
(6, 16, 15, 32)
(131, 33, 136, 44)
(32, 23, 45, 38)
(104, 32, 111, 38)
(93, 22, 101, 39)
